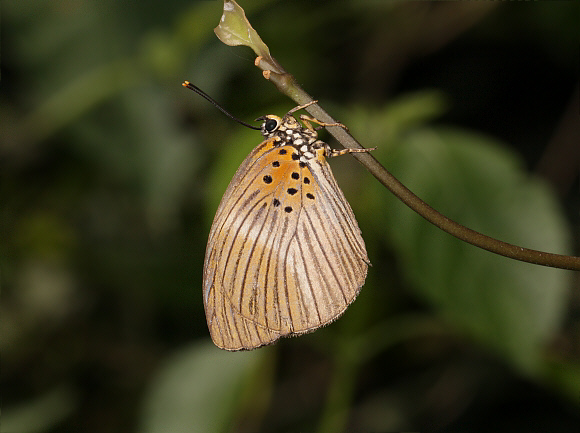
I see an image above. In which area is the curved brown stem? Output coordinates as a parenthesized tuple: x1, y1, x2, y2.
(255, 59, 580, 271)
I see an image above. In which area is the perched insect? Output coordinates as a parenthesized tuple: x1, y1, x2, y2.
(183, 81, 372, 350)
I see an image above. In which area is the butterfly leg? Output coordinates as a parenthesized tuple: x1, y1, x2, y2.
(299, 115, 349, 134)
(287, 100, 319, 115)
(324, 143, 377, 158)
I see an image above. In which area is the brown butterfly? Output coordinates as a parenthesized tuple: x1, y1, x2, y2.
(184, 81, 371, 350)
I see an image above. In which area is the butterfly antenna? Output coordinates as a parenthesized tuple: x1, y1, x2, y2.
(182, 81, 261, 130)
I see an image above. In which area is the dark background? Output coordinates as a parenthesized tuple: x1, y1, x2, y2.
(1, 1, 579, 432)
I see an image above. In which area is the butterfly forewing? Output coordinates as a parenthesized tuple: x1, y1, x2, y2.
(203, 120, 369, 351)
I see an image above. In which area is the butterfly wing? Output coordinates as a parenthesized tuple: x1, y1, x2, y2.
(203, 139, 368, 350)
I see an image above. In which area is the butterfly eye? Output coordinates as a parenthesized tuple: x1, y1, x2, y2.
(264, 118, 279, 133)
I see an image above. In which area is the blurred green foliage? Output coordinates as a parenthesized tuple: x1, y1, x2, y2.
(1, 1, 579, 432)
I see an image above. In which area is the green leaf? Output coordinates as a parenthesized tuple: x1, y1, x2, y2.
(214, 1, 270, 58)
(139, 340, 263, 433)
(363, 125, 571, 373)
(213, 0, 283, 75)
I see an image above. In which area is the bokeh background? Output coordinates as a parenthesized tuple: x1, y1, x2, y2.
(2, 1, 579, 432)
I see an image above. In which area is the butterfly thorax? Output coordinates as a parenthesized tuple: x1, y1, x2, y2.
(258, 114, 325, 163)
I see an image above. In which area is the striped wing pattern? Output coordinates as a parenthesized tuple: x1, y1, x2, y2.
(203, 138, 368, 350)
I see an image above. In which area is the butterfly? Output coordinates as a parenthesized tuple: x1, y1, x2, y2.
(183, 81, 371, 350)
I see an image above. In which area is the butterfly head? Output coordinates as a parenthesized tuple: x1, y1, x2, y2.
(256, 112, 315, 144)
